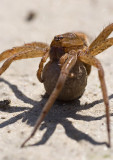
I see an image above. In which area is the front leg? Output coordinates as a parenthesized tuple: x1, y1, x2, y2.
(79, 54, 111, 147)
(37, 51, 49, 83)
(0, 42, 49, 75)
(89, 38, 113, 56)
(0, 42, 49, 62)
(89, 23, 113, 49)
(21, 52, 77, 147)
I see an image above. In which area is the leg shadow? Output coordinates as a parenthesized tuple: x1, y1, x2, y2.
(0, 77, 112, 147)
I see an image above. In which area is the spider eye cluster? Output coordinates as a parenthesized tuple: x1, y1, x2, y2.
(54, 35, 64, 41)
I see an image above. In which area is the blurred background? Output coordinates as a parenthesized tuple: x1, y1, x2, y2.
(0, 0, 113, 50)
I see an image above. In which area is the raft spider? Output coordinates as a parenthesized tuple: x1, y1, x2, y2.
(0, 23, 112, 148)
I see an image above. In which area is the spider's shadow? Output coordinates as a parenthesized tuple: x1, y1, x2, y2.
(0, 77, 113, 147)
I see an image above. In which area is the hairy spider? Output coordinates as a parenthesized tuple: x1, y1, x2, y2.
(0, 23, 112, 148)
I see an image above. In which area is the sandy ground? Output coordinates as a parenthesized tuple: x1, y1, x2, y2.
(0, 0, 113, 160)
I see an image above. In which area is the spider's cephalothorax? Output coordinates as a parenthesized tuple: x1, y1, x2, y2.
(50, 32, 89, 61)
(0, 23, 112, 148)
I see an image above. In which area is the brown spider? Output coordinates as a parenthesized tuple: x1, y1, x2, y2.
(0, 23, 112, 148)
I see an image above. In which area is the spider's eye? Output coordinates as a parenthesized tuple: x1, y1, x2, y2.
(54, 35, 63, 41)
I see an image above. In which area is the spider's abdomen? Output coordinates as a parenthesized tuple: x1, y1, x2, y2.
(42, 60, 87, 101)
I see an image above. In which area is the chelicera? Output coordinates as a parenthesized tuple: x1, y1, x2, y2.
(0, 24, 112, 148)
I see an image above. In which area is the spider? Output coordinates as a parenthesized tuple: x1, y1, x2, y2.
(0, 23, 112, 148)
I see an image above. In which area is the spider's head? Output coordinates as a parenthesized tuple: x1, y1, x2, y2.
(50, 32, 89, 60)
(51, 32, 89, 48)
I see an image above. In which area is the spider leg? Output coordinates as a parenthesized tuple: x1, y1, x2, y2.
(37, 52, 69, 83)
(21, 51, 77, 147)
(0, 42, 49, 62)
(89, 23, 113, 49)
(89, 38, 113, 56)
(37, 51, 49, 83)
(79, 54, 111, 147)
(0, 43, 49, 75)
(59, 53, 69, 67)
